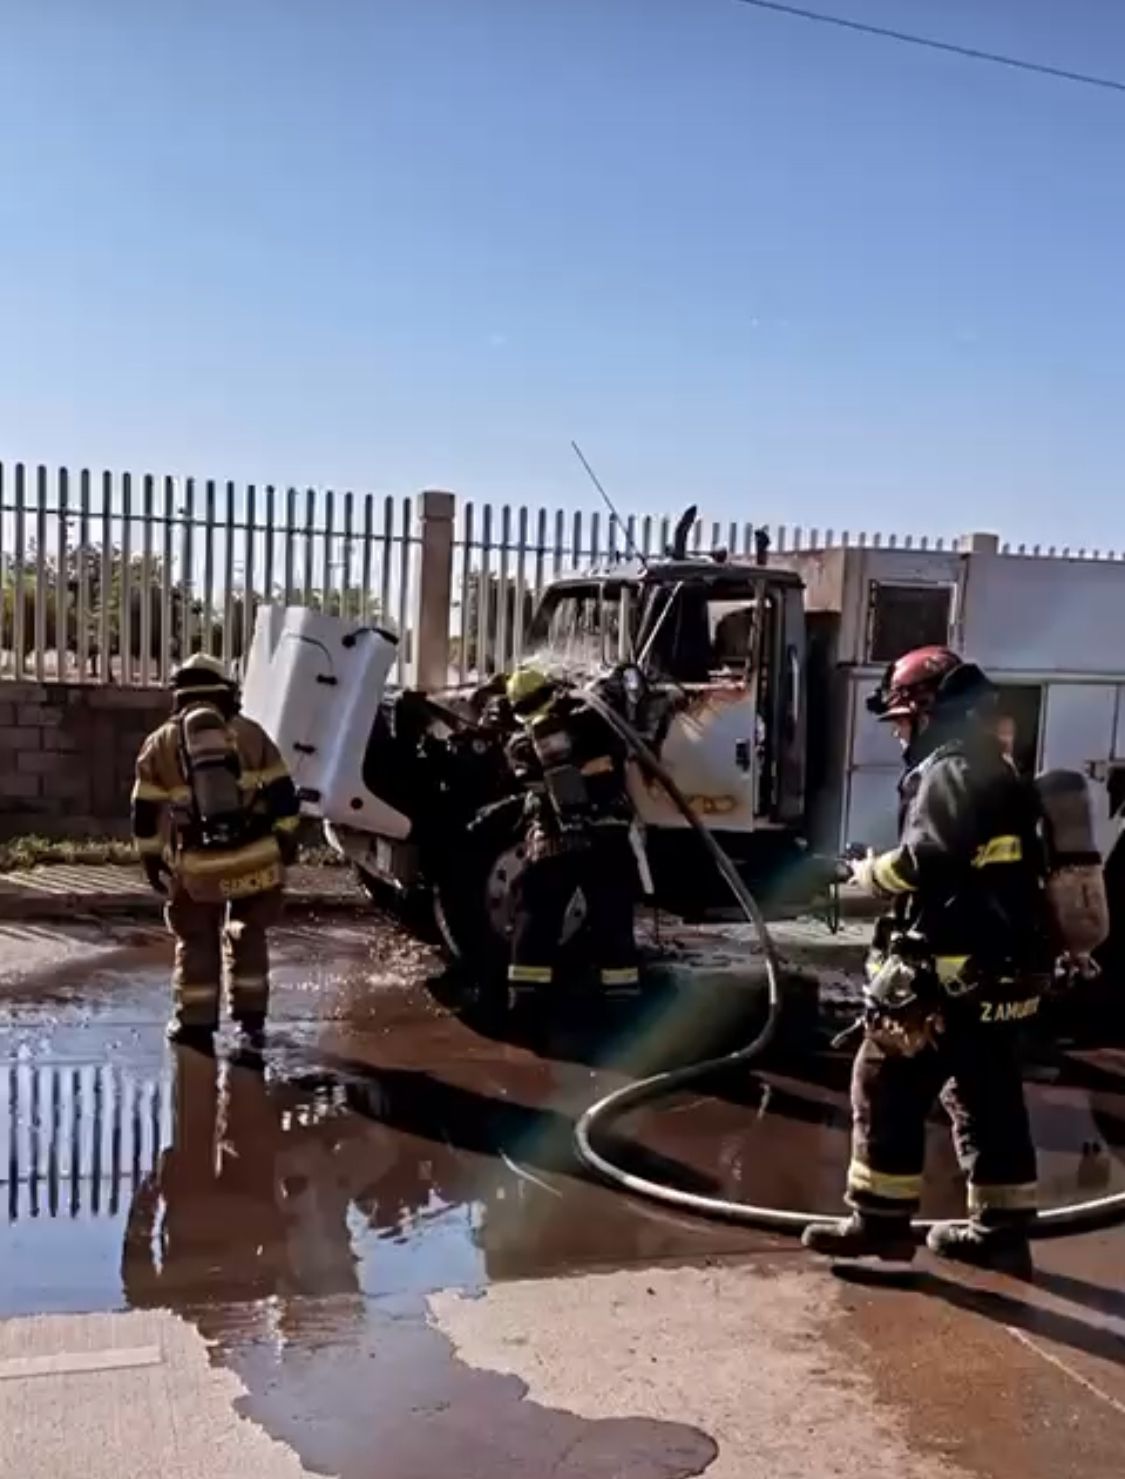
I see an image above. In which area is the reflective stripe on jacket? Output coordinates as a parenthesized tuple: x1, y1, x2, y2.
(857, 737, 1049, 980)
(131, 712, 299, 898)
(507, 694, 631, 825)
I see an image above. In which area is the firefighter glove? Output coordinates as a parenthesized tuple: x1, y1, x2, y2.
(850, 852, 876, 894)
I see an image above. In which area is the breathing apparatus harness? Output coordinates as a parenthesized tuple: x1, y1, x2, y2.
(173, 695, 252, 852)
(165, 656, 254, 853)
(855, 754, 1111, 1059)
(506, 668, 636, 855)
(849, 740, 985, 1055)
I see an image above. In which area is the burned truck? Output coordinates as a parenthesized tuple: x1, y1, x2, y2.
(242, 522, 824, 966)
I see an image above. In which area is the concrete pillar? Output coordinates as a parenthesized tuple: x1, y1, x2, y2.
(412, 490, 456, 688)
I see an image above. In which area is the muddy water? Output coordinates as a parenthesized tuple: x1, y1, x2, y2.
(1, 922, 1122, 1315)
(2, 920, 1123, 1475)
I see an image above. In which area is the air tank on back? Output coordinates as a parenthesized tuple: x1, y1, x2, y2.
(1034, 769, 1110, 965)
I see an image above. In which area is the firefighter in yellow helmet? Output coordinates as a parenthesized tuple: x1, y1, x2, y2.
(130, 653, 301, 1044)
(503, 665, 639, 994)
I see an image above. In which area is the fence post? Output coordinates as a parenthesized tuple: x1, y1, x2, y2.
(412, 489, 455, 687)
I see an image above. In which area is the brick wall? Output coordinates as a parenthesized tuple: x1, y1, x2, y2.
(0, 683, 170, 839)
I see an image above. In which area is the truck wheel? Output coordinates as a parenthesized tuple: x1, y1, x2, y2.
(433, 799, 586, 971)
(432, 800, 523, 969)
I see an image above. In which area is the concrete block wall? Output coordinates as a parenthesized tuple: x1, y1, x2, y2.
(0, 683, 169, 839)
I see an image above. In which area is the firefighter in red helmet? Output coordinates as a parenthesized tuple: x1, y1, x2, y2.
(803, 646, 1052, 1271)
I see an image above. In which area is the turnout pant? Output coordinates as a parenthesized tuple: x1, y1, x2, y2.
(847, 998, 1039, 1228)
(166, 885, 284, 1027)
(509, 823, 638, 987)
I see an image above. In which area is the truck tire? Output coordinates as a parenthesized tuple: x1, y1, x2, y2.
(432, 798, 588, 972)
(432, 798, 526, 970)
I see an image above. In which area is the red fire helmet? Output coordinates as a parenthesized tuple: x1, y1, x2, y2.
(868, 646, 963, 722)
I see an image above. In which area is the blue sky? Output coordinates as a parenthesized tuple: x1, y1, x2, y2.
(1, 0, 1123, 547)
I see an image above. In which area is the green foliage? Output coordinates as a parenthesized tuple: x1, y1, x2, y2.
(0, 835, 139, 872)
(2, 545, 202, 669)
(1, 545, 383, 671)
(0, 833, 345, 872)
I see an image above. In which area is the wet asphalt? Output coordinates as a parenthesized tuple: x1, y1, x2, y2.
(1, 913, 1123, 1476)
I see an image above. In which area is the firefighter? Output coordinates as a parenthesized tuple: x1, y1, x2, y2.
(802, 646, 1052, 1271)
(130, 653, 301, 1043)
(504, 666, 640, 993)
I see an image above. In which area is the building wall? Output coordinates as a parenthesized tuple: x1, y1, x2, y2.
(0, 683, 167, 839)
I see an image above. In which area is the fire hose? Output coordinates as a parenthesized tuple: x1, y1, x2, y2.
(573, 685, 1125, 1238)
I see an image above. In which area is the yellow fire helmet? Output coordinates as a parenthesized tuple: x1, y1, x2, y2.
(506, 665, 555, 719)
(171, 652, 235, 695)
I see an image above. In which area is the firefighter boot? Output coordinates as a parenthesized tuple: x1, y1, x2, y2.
(925, 1222, 1033, 1277)
(802, 1212, 917, 1263)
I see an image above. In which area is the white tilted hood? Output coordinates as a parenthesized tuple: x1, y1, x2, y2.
(241, 605, 411, 839)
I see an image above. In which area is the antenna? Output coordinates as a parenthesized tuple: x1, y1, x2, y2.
(570, 441, 645, 567)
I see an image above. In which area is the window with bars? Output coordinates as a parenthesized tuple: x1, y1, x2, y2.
(867, 582, 952, 663)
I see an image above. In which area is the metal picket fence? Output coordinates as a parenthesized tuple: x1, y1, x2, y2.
(447, 506, 975, 680)
(4, 457, 1121, 689)
(0, 1058, 349, 1224)
(0, 462, 417, 685)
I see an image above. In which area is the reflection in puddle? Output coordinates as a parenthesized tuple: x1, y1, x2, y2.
(1, 1032, 1122, 1324)
(5, 1061, 170, 1223)
(4, 932, 1119, 1479)
(624, 1058, 1125, 1221)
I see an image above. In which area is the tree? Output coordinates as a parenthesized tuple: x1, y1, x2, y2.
(3, 544, 205, 677)
(1, 543, 384, 679)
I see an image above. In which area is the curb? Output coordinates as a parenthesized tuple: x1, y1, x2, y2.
(0, 891, 373, 925)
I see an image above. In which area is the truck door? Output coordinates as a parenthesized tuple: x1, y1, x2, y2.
(631, 580, 787, 832)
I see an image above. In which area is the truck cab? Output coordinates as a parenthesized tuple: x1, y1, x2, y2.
(523, 554, 809, 910)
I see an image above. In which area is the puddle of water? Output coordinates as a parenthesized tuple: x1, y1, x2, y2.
(1, 1031, 1121, 1320)
(0, 929, 1122, 1326)
(1, 926, 1121, 1479)
(210, 1290, 719, 1479)
(623, 1056, 1125, 1221)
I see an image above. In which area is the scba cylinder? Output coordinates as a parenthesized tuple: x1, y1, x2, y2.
(1035, 769, 1110, 960)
